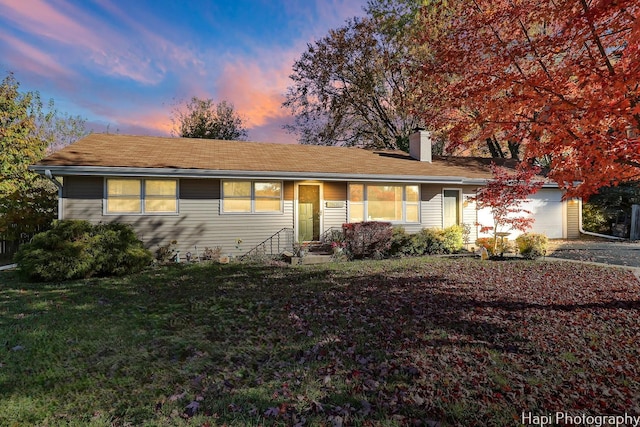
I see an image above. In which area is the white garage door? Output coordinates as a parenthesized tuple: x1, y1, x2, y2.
(477, 189, 564, 239)
(527, 189, 564, 238)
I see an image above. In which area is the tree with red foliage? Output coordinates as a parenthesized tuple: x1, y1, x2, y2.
(474, 164, 543, 254)
(414, 0, 640, 198)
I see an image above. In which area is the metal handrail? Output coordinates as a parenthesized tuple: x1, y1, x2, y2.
(319, 226, 344, 243)
(240, 228, 295, 260)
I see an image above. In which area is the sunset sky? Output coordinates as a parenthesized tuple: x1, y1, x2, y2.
(0, 0, 367, 143)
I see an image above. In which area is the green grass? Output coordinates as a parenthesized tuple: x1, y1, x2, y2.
(1, 257, 639, 426)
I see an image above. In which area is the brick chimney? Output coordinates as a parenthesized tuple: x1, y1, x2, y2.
(409, 129, 432, 162)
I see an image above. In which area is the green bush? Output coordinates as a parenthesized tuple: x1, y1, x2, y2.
(516, 233, 548, 259)
(93, 223, 153, 275)
(14, 220, 152, 282)
(411, 228, 445, 255)
(582, 202, 610, 234)
(411, 225, 464, 255)
(388, 225, 464, 257)
(388, 226, 413, 257)
(439, 225, 464, 253)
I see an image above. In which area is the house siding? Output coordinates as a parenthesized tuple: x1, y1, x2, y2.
(323, 182, 347, 232)
(412, 184, 442, 233)
(567, 200, 581, 239)
(462, 187, 479, 244)
(62, 176, 103, 220)
(62, 176, 296, 257)
(60, 176, 571, 258)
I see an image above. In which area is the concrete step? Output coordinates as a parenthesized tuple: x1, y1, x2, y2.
(302, 254, 333, 264)
(289, 254, 333, 265)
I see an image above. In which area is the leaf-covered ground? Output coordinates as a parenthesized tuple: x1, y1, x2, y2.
(1, 257, 639, 426)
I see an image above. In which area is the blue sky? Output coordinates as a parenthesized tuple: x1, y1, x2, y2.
(0, 0, 367, 143)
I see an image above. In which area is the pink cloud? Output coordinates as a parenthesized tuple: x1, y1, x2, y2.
(0, 0, 367, 145)
(0, 0, 102, 48)
(116, 111, 174, 136)
(0, 0, 196, 85)
(91, 0, 206, 73)
(87, 107, 173, 137)
(248, 116, 298, 144)
(314, 0, 365, 22)
(217, 61, 288, 127)
(0, 32, 75, 79)
(208, 0, 367, 143)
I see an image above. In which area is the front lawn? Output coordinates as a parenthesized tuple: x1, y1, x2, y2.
(1, 258, 639, 426)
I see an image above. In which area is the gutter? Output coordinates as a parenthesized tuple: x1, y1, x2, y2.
(44, 169, 63, 220)
(31, 165, 471, 185)
(577, 198, 624, 240)
(28, 165, 563, 188)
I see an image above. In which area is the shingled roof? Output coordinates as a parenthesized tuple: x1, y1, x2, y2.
(33, 133, 525, 183)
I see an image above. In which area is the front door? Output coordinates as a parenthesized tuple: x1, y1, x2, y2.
(298, 184, 320, 241)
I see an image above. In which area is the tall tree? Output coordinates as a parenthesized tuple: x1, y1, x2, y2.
(284, 5, 423, 152)
(0, 72, 47, 196)
(0, 72, 86, 243)
(42, 108, 88, 154)
(413, 0, 640, 198)
(0, 73, 55, 240)
(171, 97, 248, 140)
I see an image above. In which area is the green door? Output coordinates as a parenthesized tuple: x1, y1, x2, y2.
(298, 185, 320, 241)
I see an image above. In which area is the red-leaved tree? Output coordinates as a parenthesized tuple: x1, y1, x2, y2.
(474, 164, 543, 253)
(413, 0, 640, 198)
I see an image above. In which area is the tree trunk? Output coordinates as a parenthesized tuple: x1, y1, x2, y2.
(486, 137, 504, 158)
(507, 141, 520, 160)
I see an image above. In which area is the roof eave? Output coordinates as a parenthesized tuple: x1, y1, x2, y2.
(30, 165, 560, 187)
(30, 165, 487, 184)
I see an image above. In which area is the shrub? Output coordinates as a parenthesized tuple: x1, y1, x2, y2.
(14, 220, 152, 282)
(92, 223, 153, 275)
(439, 225, 464, 253)
(201, 246, 222, 261)
(14, 220, 96, 281)
(342, 221, 393, 259)
(388, 226, 413, 257)
(582, 202, 610, 235)
(411, 228, 445, 255)
(475, 237, 515, 256)
(155, 240, 178, 264)
(516, 233, 548, 259)
(387, 225, 464, 257)
(411, 225, 464, 255)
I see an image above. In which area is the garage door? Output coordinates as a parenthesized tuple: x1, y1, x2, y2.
(527, 189, 564, 238)
(477, 189, 564, 239)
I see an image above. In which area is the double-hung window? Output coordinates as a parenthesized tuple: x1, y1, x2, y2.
(106, 178, 178, 214)
(348, 183, 420, 223)
(222, 180, 282, 213)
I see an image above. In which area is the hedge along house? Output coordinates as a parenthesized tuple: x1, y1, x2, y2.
(30, 130, 580, 259)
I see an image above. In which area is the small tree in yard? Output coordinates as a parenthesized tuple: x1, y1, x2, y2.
(474, 164, 543, 255)
(171, 97, 247, 140)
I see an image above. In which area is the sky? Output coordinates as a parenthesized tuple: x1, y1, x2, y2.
(0, 0, 368, 144)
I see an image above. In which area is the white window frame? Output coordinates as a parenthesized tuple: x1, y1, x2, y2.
(347, 183, 420, 224)
(221, 180, 284, 214)
(104, 178, 179, 215)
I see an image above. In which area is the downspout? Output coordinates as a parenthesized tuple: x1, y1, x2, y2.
(44, 169, 63, 220)
(577, 198, 624, 240)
